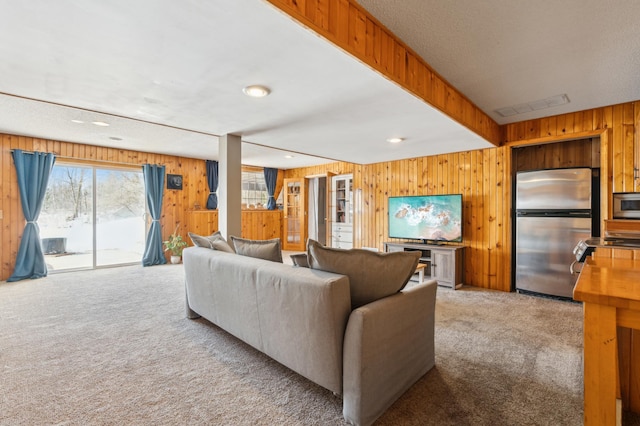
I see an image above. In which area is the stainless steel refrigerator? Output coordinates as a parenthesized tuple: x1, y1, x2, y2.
(515, 168, 593, 298)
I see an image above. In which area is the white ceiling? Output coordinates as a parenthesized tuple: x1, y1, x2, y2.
(1, 1, 638, 169)
(358, 0, 640, 125)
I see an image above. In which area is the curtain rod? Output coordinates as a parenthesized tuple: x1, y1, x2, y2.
(10, 150, 275, 170)
(10, 149, 148, 168)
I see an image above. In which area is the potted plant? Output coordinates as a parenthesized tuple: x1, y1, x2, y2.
(164, 225, 188, 264)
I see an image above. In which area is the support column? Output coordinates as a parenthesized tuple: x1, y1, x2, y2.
(218, 134, 242, 239)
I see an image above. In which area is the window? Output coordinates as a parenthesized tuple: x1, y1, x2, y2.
(242, 171, 268, 208)
(241, 170, 282, 208)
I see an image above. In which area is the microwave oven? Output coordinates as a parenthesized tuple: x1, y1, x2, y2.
(613, 192, 640, 219)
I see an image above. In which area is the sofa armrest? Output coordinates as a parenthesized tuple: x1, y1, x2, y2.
(342, 280, 437, 426)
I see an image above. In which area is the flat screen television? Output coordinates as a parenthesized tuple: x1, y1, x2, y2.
(388, 194, 463, 243)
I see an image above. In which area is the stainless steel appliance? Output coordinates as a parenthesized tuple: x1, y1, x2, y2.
(570, 238, 598, 276)
(515, 168, 595, 298)
(613, 192, 640, 219)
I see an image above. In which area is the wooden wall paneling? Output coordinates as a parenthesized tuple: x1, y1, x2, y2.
(633, 101, 640, 192)
(421, 156, 431, 194)
(487, 148, 498, 289)
(368, 163, 376, 249)
(1, 137, 11, 279)
(414, 157, 424, 194)
(571, 111, 583, 134)
(0, 135, 226, 280)
(498, 147, 509, 290)
(481, 148, 491, 288)
(467, 150, 478, 286)
(449, 153, 458, 196)
(397, 159, 405, 196)
(461, 150, 472, 284)
(564, 113, 576, 136)
(375, 162, 384, 248)
(438, 154, 447, 193)
(242, 211, 255, 240)
(382, 162, 390, 247)
(186, 211, 219, 237)
(364, 163, 375, 248)
(623, 102, 635, 193)
(10, 136, 22, 280)
(390, 160, 399, 198)
(367, 164, 382, 250)
(359, 165, 369, 248)
(635, 101, 640, 192)
(475, 149, 486, 287)
(501, 145, 512, 291)
(612, 104, 624, 193)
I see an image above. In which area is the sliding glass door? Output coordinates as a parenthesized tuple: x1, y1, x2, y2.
(95, 168, 146, 266)
(39, 163, 146, 271)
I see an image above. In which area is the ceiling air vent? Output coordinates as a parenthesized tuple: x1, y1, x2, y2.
(495, 94, 570, 117)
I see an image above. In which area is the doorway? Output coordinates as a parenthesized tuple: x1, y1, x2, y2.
(39, 163, 146, 271)
(308, 176, 327, 245)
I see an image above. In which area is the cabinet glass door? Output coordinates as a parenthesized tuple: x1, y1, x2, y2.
(331, 174, 353, 249)
(283, 178, 306, 251)
(334, 176, 353, 224)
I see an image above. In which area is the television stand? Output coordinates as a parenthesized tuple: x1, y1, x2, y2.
(384, 241, 465, 289)
(422, 239, 446, 246)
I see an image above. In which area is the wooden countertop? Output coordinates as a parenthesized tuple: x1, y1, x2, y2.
(573, 256, 640, 311)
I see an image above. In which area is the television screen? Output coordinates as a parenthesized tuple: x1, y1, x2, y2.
(388, 194, 463, 243)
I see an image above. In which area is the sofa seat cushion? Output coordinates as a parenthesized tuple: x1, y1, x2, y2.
(307, 239, 420, 309)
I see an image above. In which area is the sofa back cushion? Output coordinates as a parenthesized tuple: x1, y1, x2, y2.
(230, 236, 283, 263)
(307, 239, 420, 309)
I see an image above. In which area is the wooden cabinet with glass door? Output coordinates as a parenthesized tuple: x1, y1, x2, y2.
(283, 178, 307, 251)
(331, 174, 353, 249)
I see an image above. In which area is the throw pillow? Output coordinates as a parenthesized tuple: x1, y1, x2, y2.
(211, 239, 235, 253)
(307, 239, 420, 309)
(229, 236, 283, 263)
(290, 253, 309, 267)
(188, 231, 235, 253)
(188, 232, 214, 249)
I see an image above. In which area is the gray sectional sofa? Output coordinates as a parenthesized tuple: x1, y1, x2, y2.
(183, 243, 437, 426)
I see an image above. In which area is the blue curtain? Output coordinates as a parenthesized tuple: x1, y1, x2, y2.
(264, 167, 278, 210)
(142, 164, 167, 266)
(8, 150, 56, 282)
(206, 160, 218, 209)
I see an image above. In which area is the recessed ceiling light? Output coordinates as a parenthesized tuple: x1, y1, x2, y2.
(92, 121, 110, 127)
(242, 85, 271, 98)
(284, 155, 294, 159)
(71, 119, 84, 124)
(387, 137, 404, 144)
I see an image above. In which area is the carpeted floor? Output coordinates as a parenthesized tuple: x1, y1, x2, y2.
(0, 263, 621, 425)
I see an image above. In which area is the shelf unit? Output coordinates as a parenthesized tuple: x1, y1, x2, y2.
(330, 174, 353, 249)
(384, 241, 465, 289)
